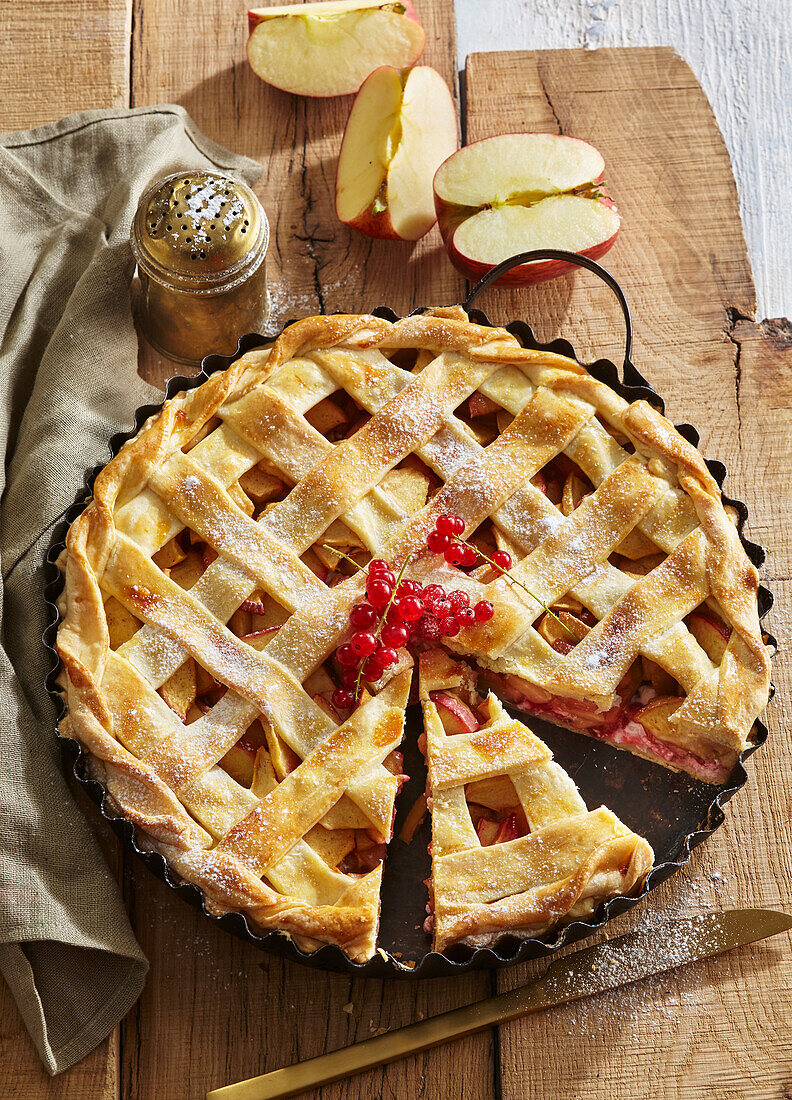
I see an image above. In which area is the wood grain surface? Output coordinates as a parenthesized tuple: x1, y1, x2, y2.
(466, 48, 792, 1100)
(456, 0, 792, 322)
(1, 7, 791, 1100)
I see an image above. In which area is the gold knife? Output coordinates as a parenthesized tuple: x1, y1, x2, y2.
(207, 908, 791, 1100)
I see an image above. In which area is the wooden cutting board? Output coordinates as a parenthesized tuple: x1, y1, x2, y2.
(3, 12, 791, 1098)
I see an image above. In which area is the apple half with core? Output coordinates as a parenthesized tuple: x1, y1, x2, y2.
(433, 132, 620, 286)
(335, 64, 458, 240)
(247, 0, 425, 98)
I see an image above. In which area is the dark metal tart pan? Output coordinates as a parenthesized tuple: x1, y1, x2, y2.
(43, 250, 775, 979)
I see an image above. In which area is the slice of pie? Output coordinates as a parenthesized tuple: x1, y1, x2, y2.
(56, 308, 771, 961)
(419, 649, 653, 952)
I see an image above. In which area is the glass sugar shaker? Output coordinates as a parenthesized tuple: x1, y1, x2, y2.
(131, 171, 270, 365)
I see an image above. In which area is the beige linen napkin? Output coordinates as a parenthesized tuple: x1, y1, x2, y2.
(0, 104, 261, 1075)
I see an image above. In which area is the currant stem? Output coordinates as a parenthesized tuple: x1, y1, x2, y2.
(453, 538, 579, 642)
(322, 545, 366, 574)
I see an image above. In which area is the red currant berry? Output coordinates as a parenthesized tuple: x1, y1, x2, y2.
(474, 600, 494, 622)
(332, 689, 354, 710)
(398, 595, 423, 622)
(362, 655, 385, 680)
(448, 590, 470, 613)
(444, 543, 467, 567)
(378, 646, 398, 667)
(459, 544, 479, 568)
(382, 623, 409, 647)
(458, 607, 476, 626)
(433, 598, 452, 618)
(350, 602, 378, 629)
(368, 558, 390, 574)
(422, 585, 444, 608)
(436, 514, 464, 536)
(397, 579, 419, 596)
(418, 616, 441, 642)
(350, 631, 377, 656)
(427, 530, 451, 553)
(439, 616, 461, 637)
(341, 668, 359, 688)
(490, 550, 512, 572)
(366, 578, 393, 607)
(336, 643, 358, 668)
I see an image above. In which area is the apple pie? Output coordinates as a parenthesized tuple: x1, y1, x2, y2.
(56, 308, 771, 961)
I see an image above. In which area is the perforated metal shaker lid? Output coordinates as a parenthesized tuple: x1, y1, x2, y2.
(131, 171, 269, 293)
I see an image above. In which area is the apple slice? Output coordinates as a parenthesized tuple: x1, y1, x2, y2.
(336, 65, 457, 240)
(430, 691, 481, 735)
(247, 0, 425, 98)
(433, 132, 620, 285)
(688, 611, 731, 663)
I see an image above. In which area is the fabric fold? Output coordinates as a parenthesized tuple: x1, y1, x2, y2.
(0, 104, 261, 1074)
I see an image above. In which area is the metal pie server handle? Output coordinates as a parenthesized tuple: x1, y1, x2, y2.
(206, 909, 792, 1100)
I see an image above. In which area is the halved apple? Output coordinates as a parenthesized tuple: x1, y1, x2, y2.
(433, 132, 620, 285)
(247, 0, 425, 98)
(335, 64, 457, 240)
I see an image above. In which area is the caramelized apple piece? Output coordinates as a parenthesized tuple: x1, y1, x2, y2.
(227, 480, 255, 516)
(104, 596, 141, 648)
(537, 610, 589, 648)
(238, 464, 285, 504)
(431, 691, 481, 735)
(305, 397, 348, 436)
(169, 551, 205, 591)
(159, 658, 198, 721)
(688, 611, 731, 663)
(468, 392, 500, 418)
(560, 472, 589, 516)
(466, 775, 518, 812)
(633, 695, 684, 742)
(153, 536, 187, 570)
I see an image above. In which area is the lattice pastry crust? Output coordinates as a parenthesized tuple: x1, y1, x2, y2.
(56, 309, 771, 961)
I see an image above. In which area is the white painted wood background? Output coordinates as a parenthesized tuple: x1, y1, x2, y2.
(456, 0, 792, 321)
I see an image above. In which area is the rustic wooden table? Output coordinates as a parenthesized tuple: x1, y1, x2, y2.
(2, 4, 791, 1099)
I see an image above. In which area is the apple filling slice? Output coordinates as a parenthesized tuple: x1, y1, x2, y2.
(417, 649, 654, 951)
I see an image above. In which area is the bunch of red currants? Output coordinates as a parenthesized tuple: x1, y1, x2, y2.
(330, 514, 509, 710)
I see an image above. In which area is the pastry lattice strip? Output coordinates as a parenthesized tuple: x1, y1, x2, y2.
(419, 649, 654, 951)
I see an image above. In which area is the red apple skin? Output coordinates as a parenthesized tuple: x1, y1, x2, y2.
(247, 1, 425, 97)
(341, 204, 403, 241)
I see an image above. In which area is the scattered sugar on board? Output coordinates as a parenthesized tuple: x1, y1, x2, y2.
(547, 868, 736, 1038)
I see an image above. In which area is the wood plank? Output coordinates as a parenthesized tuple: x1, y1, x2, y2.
(133, 0, 465, 390)
(127, 4, 491, 1099)
(0, 0, 130, 130)
(464, 47, 792, 1100)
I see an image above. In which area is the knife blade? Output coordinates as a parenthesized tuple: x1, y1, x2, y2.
(206, 908, 792, 1100)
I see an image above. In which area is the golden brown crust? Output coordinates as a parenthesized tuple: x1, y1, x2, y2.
(56, 310, 770, 960)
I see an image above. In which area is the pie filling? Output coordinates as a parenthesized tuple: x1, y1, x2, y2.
(478, 669, 730, 784)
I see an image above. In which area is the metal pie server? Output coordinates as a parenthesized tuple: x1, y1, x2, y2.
(207, 908, 792, 1100)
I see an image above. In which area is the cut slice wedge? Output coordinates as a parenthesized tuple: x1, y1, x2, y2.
(336, 65, 458, 239)
(419, 649, 654, 952)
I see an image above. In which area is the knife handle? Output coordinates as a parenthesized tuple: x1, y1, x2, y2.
(206, 979, 548, 1100)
